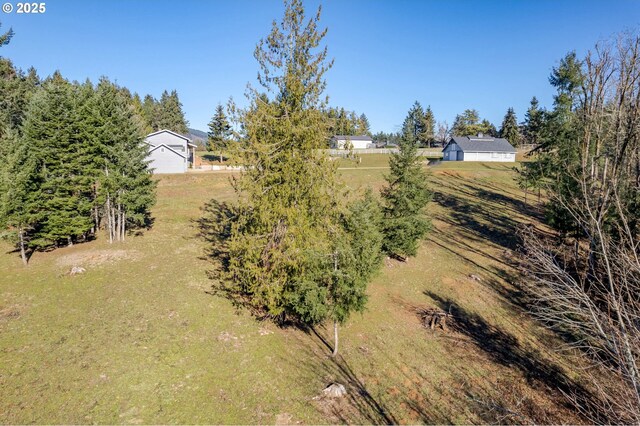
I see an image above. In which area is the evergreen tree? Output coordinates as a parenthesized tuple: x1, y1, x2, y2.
(523, 96, 544, 146)
(451, 109, 495, 136)
(91, 78, 156, 243)
(403, 101, 426, 145)
(0, 21, 13, 48)
(481, 119, 498, 137)
(381, 109, 431, 260)
(21, 73, 94, 247)
(328, 190, 382, 356)
(209, 0, 377, 355)
(499, 107, 520, 145)
(335, 107, 352, 134)
(0, 130, 42, 265)
(357, 113, 371, 136)
(130, 93, 151, 134)
(155, 90, 188, 133)
(207, 104, 231, 163)
(141, 94, 157, 132)
(422, 106, 435, 146)
(224, 0, 337, 320)
(0, 59, 40, 138)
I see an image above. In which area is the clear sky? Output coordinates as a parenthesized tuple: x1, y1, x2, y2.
(2, 0, 639, 134)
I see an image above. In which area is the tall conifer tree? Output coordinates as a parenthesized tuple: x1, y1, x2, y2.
(422, 106, 435, 146)
(0, 130, 42, 264)
(499, 107, 520, 145)
(21, 73, 94, 247)
(210, 0, 379, 355)
(381, 107, 431, 260)
(207, 104, 231, 163)
(155, 90, 188, 133)
(523, 96, 544, 146)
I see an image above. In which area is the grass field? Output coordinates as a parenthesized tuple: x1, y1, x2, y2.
(0, 156, 586, 424)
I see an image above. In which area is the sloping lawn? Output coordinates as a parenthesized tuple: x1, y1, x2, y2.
(0, 160, 586, 424)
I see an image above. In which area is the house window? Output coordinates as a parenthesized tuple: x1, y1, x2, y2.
(161, 148, 164, 152)
(491, 152, 499, 158)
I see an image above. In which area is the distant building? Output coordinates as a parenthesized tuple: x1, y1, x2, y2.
(442, 135, 516, 162)
(145, 129, 198, 174)
(331, 135, 374, 149)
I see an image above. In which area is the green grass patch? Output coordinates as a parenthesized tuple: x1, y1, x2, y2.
(0, 162, 584, 424)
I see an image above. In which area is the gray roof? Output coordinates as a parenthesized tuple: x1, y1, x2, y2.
(333, 135, 373, 141)
(444, 136, 516, 153)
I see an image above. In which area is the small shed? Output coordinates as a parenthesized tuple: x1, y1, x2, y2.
(145, 129, 197, 174)
(331, 135, 374, 150)
(442, 135, 516, 162)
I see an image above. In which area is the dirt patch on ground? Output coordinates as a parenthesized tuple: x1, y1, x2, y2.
(56, 249, 140, 268)
(0, 304, 23, 321)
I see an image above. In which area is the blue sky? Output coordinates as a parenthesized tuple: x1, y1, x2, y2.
(2, 0, 639, 133)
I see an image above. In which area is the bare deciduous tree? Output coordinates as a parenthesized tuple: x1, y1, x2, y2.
(519, 33, 640, 424)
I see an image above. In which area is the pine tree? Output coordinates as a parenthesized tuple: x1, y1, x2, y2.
(141, 94, 157, 132)
(534, 52, 584, 235)
(207, 104, 231, 163)
(223, 0, 337, 319)
(381, 109, 431, 260)
(422, 106, 435, 147)
(357, 113, 371, 136)
(335, 107, 352, 134)
(451, 109, 496, 137)
(21, 73, 94, 248)
(499, 107, 520, 145)
(207, 0, 380, 356)
(0, 21, 13, 48)
(0, 59, 40, 138)
(523, 96, 544, 146)
(451, 109, 479, 136)
(0, 130, 42, 265)
(91, 78, 156, 243)
(404, 101, 426, 145)
(155, 90, 188, 133)
(130, 93, 152, 135)
(328, 190, 382, 356)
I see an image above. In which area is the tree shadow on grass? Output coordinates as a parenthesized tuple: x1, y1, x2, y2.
(424, 291, 603, 424)
(302, 327, 400, 425)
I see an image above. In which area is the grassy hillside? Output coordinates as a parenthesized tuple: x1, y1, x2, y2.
(0, 158, 587, 424)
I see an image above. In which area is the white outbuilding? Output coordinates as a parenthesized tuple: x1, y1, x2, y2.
(442, 135, 516, 162)
(331, 135, 374, 150)
(145, 129, 197, 174)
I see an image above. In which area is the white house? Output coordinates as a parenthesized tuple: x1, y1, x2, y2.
(145, 129, 198, 174)
(331, 135, 374, 150)
(442, 135, 516, 162)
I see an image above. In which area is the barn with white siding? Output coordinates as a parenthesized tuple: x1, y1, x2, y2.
(442, 135, 516, 162)
(145, 130, 197, 174)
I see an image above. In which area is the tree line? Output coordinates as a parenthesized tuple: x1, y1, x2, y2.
(0, 29, 160, 264)
(204, 101, 373, 160)
(136, 90, 190, 135)
(201, 0, 430, 357)
(369, 102, 544, 148)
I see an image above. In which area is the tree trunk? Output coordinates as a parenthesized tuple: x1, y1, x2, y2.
(115, 203, 121, 242)
(332, 320, 339, 357)
(18, 228, 27, 266)
(106, 194, 113, 244)
(121, 211, 125, 241)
